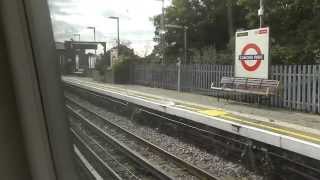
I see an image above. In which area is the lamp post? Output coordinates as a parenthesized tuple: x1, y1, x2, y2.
(73, 33, 80, 41)
(258, 0, 264, 28)
(166, 24, 188, 64)
(87, 26, 96, 41)
(108, 16, 120, 57)
(87, 26, 96, 55)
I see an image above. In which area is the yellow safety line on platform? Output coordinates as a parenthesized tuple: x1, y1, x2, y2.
(198, 109, 229, 116)
(198, 109, 320, 144)
(65, 78, 320, 144)
(224, 115, 320, 143)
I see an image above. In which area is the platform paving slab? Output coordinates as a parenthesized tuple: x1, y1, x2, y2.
(63, 76, 320, 145)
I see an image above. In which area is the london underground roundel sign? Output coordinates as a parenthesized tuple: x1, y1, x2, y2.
(235, 27, 269, 79)
(240, 43, 263, 72)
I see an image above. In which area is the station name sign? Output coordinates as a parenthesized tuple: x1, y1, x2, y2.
(239, 54, 264, 61)
(235, 27, 270, 79)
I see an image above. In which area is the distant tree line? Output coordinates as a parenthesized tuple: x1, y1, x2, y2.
(147, 0, 320, 65)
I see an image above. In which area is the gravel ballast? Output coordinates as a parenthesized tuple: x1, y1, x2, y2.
(66, 92, 263, 180)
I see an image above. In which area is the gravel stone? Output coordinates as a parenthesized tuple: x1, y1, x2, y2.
(66, 92, 263, 180)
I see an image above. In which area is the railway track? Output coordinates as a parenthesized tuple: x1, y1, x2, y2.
(71, 128, 121, 180)
(66, 95, 220, 180)
(64, 84, 320, 180)
(71, 120, 159, 180)
(69, 113, 175, 180)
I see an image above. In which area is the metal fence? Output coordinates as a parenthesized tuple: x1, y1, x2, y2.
(130, 64, 320, 113)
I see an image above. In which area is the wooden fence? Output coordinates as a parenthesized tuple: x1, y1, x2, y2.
(130, 64, 320, 113)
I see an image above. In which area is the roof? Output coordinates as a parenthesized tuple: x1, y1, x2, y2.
(55, 42, 65, 50)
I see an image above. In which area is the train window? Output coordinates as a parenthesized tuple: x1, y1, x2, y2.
(48, 0, 320, 179)
(2, 0, 319, 179)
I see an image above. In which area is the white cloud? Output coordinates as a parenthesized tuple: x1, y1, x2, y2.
(49, 0, 171, 56)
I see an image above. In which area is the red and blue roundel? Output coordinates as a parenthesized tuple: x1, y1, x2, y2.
(238, 43, 264, 72)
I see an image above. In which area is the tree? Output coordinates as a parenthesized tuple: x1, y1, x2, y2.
(229, 0, 320, 64)
(152, 0, 320, 64)
(152, 0, 246, 64)
(95, 44, 141, 74)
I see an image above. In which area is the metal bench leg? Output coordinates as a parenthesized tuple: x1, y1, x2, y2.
(268, 96, 271, 107)
(225, 92, 228, 102)
(229, 92, 232, 102)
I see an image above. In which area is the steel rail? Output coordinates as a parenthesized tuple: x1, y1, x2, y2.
(64, 83, 128, 107)
(139, 105, 320, 178)
(66, 85, 320, 175)
(65, 85, 320, 180)
(73, 151, 97, 180)
(72, 126, 144, 180)
(66, 98, 220, 180)
(65, 83, 245, 146)
(71, 128, 123, 180)
(67, 106, 176, 180)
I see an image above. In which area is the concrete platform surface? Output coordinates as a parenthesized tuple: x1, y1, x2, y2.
(63, 76, 320, 145)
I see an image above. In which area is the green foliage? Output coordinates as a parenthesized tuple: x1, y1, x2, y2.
(95, 53, 110, 75)
(94, 44, 140, 83)
(190, 46, 233, 64)
(152, 0, 320, 64)
(151, 0, 247, 64)
(152, 0, 231, 63)
(117, 44, 140, 59)
(113, 57, 132, 84)
(95, 44, 140, 76)
(238, 0, 320, 64)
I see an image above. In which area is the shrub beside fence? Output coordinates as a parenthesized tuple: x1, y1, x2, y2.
(130, 64, 320, 113)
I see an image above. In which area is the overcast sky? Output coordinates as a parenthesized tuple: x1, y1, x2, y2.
(48, 0, 171, 56)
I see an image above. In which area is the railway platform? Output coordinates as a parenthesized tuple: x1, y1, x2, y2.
(62, 76, 320, 161)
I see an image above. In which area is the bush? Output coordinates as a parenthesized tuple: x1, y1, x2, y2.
(190, 45, 233, 64)
(113, 58, 132, 84)
(95, 54, 110, 75)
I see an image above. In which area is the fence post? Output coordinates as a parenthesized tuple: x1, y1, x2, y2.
(312, 65, 317, 113)
(129, 63, 320, 113)
(177, 60, 181, 92)
(297, 65, 302, 110)
(318, 65, 320, 113)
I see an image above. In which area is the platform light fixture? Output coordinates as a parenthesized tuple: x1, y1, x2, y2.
(108, 16, 120, 57)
